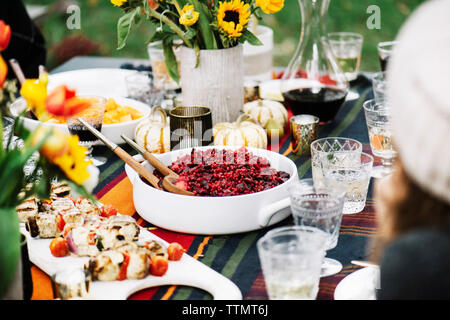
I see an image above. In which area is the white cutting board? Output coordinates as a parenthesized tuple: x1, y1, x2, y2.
(20, 224, 242, 300)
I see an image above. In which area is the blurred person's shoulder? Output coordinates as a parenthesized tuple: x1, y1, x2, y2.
(378, 227, 450, 300)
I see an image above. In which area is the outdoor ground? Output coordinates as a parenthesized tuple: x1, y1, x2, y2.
(23, 0, 425, 71)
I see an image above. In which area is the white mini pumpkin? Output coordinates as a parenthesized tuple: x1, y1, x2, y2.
(134, 106, 170, 154)
(243, 99, 288, 128)
(213, 114, 267, 149)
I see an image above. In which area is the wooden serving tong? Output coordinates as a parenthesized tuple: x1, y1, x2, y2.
(77, 118, 193, 196)
(120, 134, 194, 196)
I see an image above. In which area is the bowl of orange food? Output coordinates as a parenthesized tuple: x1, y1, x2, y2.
(9, 95, 151, 144)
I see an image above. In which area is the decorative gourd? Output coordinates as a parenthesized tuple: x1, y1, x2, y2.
(213, 114, 268, 149)
(134, 106, 170, 154)
(243, 99, 288, 128)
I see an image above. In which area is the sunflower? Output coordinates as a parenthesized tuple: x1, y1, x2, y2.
(255, 0, 284, 14)
(216, 0, 251, 38)
(52, 135, 92, 185)
(110, 0, 127, 7)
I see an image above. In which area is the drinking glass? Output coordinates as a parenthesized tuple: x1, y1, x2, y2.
(169, 106, 213, 150)
(377, 41, 398, 72)
(257, 225, 328, 300)
(322, 152, 373, 214)
(125, 71, 164, 107)
(310, 137, 362, 189)
(372, 72, 386, 102)
(51, 267, 91, 300)
(67, 96, 107, 166)
(288, 179, 346, 277)
(328, 32, 364, 100)
(147, 41, 181, 91)
(363, 99, 397, 178)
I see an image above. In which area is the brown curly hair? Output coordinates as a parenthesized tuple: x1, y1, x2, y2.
(370, 159, 450, 262)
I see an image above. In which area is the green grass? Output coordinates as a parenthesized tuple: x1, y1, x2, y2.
(24, 0, 425, 71)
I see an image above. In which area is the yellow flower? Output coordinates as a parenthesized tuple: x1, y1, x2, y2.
(20, 72, 49, 120)
(255, 0, 284, 14)
(217, 0, 251, 38)
(179, 5, 199, 27)
(110, 0, 127, 7)
(52, 135, 92, 185)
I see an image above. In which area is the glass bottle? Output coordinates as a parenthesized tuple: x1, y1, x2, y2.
(281, 0, 349, 125)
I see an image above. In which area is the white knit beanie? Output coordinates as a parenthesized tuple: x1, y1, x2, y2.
(387, 0, 450, 204)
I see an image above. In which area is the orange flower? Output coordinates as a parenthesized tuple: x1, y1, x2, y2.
(45, 85, 91, 117)
(0, 55, 6, 89)
(0, 20, 11, 52)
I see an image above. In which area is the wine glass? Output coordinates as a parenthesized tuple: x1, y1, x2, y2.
(288, 178, 346, 277)
(328, 32, 364, 101)
(67, 96, 107, 166)
(363, 99, 397, 178)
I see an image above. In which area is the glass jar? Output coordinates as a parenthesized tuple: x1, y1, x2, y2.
(281, 0, 349, 125)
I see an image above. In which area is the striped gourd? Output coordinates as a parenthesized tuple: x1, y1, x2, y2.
(213, 114, 267, 149)
(134, 106, 170, 154)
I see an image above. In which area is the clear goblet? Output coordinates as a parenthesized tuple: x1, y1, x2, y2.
(288, 178, 346, 277)
(363, 99, 397, 178)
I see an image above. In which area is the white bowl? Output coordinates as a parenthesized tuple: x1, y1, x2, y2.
(125, 146, 298, 235)
(9, 95, 151, 145)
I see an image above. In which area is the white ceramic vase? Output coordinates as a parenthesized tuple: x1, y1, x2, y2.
(179, 45, 244, 125)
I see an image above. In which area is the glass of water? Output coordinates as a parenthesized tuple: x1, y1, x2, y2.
(310, 137, 362, 189)
(125, 71, 164, 107)
(328, 32, 364, 100)
(257, 225, 328, 300)
(372, 72, 386, 102)
(363, 99, 397, 178)
(288, 179, 346, 277)
(322, 152, 373, 214)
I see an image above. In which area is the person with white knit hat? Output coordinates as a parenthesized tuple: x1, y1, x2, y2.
(369, 0, 450, 299)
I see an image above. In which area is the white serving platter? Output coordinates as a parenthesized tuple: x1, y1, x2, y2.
(20, 221, 242, 300)
(334, 267, 379, 300)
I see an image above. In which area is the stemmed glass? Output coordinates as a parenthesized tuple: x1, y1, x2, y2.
(288, 178, 346, 277)
(67, 96, 107, 166)
(377, 41, 398, 72)
(363, 99, 397, 178)
(328, 32, 364, 101)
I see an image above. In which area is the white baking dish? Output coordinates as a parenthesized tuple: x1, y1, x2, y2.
(125, 146, 298, 235)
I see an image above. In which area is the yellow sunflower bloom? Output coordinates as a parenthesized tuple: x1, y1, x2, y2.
(52, 135, 92, 185)
(255, 0, 284, 14)
(217, 0, 251, 38)
(179, 5, 199, 27)
(110, 0, 127, 7)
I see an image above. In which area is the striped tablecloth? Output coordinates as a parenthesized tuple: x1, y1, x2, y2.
(30, 63, 378, 300)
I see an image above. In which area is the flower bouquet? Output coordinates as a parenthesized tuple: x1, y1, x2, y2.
(112, 0, 284, 82)
(0, 20, 99, 298)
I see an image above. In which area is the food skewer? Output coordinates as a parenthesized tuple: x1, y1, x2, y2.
(120, 133, 194, 196)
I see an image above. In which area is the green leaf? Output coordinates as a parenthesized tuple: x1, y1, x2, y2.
(241, 29, 263, 46)
(117, 7, 141, 50)
(189, 0, 217, 49)
(162, 38, 180, 83)
(184, 28, 197, 41)
(0, 208, 20, 298)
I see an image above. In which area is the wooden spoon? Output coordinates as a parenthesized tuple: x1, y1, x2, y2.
(120, 134, 194, 196)
(76, 118, 162, 190)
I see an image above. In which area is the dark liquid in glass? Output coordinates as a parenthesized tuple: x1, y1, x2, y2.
(282, 87, 347, 124)
(68, 124, 102, 142)
(379, 56, 389, 72)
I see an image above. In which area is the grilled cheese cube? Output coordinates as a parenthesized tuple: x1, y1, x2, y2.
(16, 197, 38, 223)
(35, 213, 60, 238)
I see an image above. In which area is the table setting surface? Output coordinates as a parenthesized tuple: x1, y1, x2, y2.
(29, 57, 379, 300)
